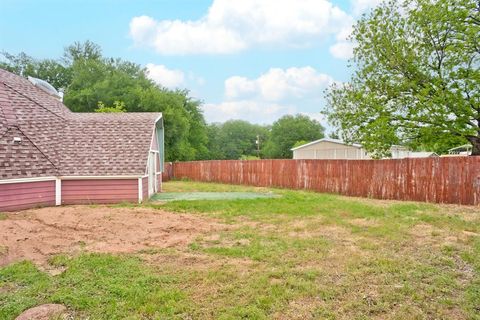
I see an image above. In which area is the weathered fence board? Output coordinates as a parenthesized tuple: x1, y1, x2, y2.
(164, 157, 480, 205)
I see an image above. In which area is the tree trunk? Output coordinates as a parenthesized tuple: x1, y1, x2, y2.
(467, 135, 480, 156)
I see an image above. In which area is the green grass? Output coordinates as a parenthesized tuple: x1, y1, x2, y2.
(1, 254, 191, 319)
(1, 180, 479, 319)
(151, 191, 278, 201)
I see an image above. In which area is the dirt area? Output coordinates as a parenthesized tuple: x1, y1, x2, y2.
(0, 205, 227, 267)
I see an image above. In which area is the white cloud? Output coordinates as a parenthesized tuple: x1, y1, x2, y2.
(225, 67, 334, 101)
(329, 41, 354, 59)
(203, 100, 296, 124)
(145, 63, 185, 89)
(202, 101, 329, 125)
(351, 0, 383, 15)
(203, 66, 336, 124)
(329, 22, 355, 60)
(328, 0, 383, 60)
(129, 16, 158, 45)
(299, 112, 327, 124)
(129, 0, 352, 55)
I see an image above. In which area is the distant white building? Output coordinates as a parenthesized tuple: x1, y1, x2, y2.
(447, 144, 472, 156)
(407, 151, 439, 158)
(291, 138, 438, 160)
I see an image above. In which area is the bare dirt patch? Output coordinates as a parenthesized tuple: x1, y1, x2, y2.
(0, 205, 228, 267)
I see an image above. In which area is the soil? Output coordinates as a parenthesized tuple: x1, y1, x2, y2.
(0, 205, 227, 267)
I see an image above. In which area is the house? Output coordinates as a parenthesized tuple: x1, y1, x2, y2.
(407, 151, 439, 158)
(291, 138, 435, 160)
(0, 69, 164, 211)
(447, 144, 472, 156)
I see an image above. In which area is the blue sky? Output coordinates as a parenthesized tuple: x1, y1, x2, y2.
(0, 0, 380, 127)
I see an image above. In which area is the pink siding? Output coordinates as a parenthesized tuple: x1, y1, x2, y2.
(142, 177, 148, 201)
(0, 180, 55, 211)
(61, 179, 138, 205)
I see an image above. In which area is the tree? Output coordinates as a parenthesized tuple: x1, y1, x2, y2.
(63, 40, 102, 64)
(263, 114, 325, 158)
(0, 52, 71, 89)
(205, 123, 225, 160)
(211, 120, 269, 160)
(95, 101, 126, 113)
(292, 140, 309, 149)
(325, 0, 480, 156)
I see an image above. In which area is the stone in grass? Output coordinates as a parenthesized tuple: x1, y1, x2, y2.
(15, 304, 67, 320)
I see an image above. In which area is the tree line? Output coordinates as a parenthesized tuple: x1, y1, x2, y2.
(0, 42, 325, 161)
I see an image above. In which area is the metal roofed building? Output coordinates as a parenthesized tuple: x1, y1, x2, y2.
(291, 138, 436, 160)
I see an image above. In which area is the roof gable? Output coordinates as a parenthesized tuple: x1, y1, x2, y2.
(291, 138, 363, 151)
(0, 69, 162, 179)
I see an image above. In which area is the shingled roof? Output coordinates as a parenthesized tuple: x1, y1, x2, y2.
(0, 68, 162, 179)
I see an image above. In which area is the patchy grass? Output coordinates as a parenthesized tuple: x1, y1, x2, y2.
(0, 254, 191, 319)
(1, 180, 479, 319)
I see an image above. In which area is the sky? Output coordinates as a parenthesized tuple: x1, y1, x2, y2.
(0, 0, 381, 128)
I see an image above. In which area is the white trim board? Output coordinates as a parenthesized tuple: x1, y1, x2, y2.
(138, 178, 143, 203)
(60, 175, 143, 180)
(0, 175, 145, 184)
(55, 178, 61, 206)
(291, 138, 363, 151)
(0, 176, 57, 184)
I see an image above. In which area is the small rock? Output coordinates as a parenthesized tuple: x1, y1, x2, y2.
(16, 304, 66, 320)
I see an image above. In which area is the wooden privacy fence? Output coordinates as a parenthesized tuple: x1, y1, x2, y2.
(164, 157, 480, 205)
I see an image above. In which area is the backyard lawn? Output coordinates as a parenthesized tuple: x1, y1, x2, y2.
(1, 181, 479, 319)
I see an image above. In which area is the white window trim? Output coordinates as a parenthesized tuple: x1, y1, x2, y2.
(55, 178, 61, 205)
(138, 177, 143, 203)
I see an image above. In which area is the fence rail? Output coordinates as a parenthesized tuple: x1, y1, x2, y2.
(163, 158, 480, 205)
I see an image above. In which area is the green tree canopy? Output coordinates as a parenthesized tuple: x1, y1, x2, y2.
(325, 0, 480, 156)
(95, 101, 126, 113)
(206, 120, 270, 159)
(292, 140, 309, 149)
(263, 114, 325, 158)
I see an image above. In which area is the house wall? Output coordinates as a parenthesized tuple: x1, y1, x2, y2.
(293, 141, 369, 160)
(142, 176, 148, 201)
(0, 174, 158, 211)
(390, 146, 410, 159)
(61, 179, 138, 205)
(0, 180, 55, 211)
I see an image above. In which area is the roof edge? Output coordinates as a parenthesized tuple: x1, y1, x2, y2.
(291, 138, 363, 151)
